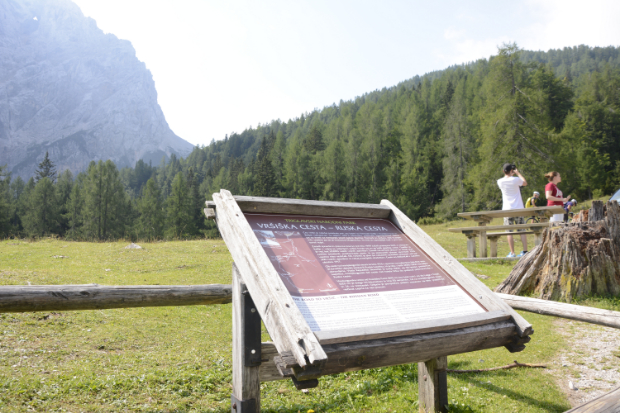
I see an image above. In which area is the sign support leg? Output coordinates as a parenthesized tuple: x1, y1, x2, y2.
(418, 356, 448, 413)
(231, 264, 261, 413)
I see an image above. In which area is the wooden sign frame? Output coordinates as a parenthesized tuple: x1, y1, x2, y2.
(211, 190, 533, 372)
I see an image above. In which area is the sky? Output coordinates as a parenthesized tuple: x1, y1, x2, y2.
(71, 0, 620, 147)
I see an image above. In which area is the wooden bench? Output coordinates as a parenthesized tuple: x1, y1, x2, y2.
(448, 223, 550, 258)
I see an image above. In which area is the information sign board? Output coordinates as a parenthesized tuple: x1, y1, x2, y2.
(245, 213, 486, 333)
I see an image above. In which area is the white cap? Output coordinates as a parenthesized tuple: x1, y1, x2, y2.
(533, 191, 540, 196)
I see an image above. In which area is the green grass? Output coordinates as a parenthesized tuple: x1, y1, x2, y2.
(0, 226, 581, 412)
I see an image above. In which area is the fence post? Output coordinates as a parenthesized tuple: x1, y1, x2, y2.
(231, 264, 262, 413)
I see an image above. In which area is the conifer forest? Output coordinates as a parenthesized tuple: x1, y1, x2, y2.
(1, 44, 620, 240)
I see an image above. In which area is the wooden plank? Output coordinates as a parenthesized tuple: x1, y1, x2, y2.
(495, 293, 620, 329)
(213, 189, 327, 368)
(313, 311, 511, 344)
(233, 195, 392, 218)
(258, 320, 519, 382)
(448, 223, 549, 233)
(486, 231, 536, 236)
(563, 385, 620, 412)
(381, 199, 533, 338)
(204, 208, 216, 220)
(458, 257, 519, 262)
(0, 284, 232, 313)
(418, 356, 448, 413)
(458, 206, 565, 221)
(232, 266, 261, 412)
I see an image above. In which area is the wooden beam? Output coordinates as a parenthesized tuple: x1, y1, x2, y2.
(233, 195, 392, 218)
(458, 206, 565, 221)
(495, 293, 620, 329)
(0, 284, 232, 313)
(381, 199, 533, 338)
(4, 285, 617, 332)
(418, 356, 448, 413)
(258, 320, 518, 382)
(213, 189, 327, 368)
(448, 223, 549, 233)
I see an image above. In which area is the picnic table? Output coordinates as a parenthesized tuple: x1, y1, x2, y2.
(450, 206, 565, 258)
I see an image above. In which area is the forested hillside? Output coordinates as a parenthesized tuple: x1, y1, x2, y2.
(1, 44, 619, 240)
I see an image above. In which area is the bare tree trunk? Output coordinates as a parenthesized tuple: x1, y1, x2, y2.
(495, 201, 620, 302)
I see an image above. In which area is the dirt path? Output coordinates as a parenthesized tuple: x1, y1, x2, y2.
(550, 318, 620, 408)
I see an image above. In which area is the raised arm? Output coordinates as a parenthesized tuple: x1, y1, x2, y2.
(514, 169, 527, 187)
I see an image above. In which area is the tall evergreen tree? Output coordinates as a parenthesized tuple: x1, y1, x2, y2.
(438, 97, 473, 217)
(0, 165, 11, 236)
(35, 151, 57, 183)
(474, 43, 556, 209)
(56, 170, 74, 236)
(65, 176, 85, 240)
(137, 178, 164, 240)
(8, 176, 25, 232)
(166, 172, 192, 238)
(254, 136, 276, 197)
(22, 178, 58, 237)
(187, 167, 204, 236)
(82, 160, 127, 240)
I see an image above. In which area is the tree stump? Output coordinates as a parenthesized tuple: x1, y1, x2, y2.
(495, 201, 620, 302)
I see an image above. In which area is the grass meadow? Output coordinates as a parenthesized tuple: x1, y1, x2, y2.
(0, 218, 616, 412)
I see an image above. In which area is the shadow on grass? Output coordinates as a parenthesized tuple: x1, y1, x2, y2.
(203, 366, 421, 413)
(453, 373, 568, 413)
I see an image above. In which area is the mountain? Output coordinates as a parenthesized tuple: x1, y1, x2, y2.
(0, 0, 193, 178)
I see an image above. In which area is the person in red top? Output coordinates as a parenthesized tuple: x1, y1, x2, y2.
(544, 171, 570, 222)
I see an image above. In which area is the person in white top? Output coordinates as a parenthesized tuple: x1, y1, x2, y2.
(496, 163, 528, 258)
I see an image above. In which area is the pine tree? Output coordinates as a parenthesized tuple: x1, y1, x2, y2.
(82, 160, 127, 240)
(22, 177, 58, 237)
(321, 138, 347, 201)
(0, 165, 11, 236)
(187, 167, 204, 236)
(35, 151, 57, 183)
(305, 124, 325, 154)
(9, 176, 25, 232)
(65, 177, 84, 239)
(438, 97, 473, 217)
(254, 136, 276, 197)
(137, 178, 164, 240)
(55, 170, 74, 236)
(166, 172, 192, 239)
(474, 43, 555, 209)
(383, 127, 403, 202)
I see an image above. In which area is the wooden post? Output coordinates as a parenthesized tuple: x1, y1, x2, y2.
(466, 233, 476, 258)
(478, 223, 488, 258)
(418, 356, 448, 413)
(232, 264, 261, 413)
(488, 236, 499, 258)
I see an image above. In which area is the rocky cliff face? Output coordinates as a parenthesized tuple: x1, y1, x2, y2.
(0, 0, 194, 178)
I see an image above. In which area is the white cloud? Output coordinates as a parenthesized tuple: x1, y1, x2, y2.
(522, 0, 620, 50)
(437, 33, 511, 67)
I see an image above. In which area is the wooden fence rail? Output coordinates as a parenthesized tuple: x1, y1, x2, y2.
(1, 284, 619, 332)
(0, 284, 232, 313)
(495, 293, 620, 330)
